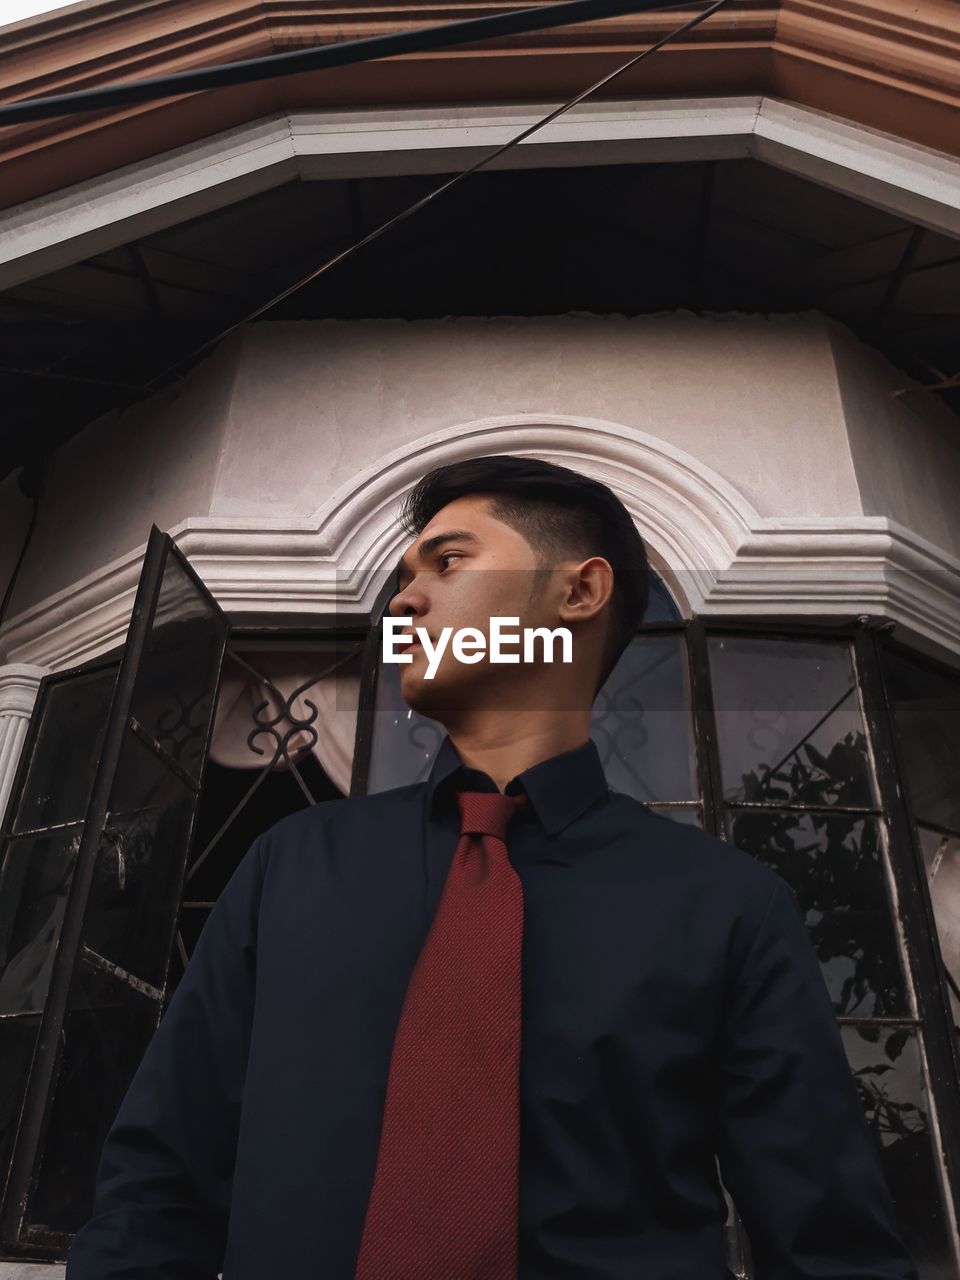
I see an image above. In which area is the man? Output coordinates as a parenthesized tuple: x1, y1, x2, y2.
(67, 454, 918, 1279)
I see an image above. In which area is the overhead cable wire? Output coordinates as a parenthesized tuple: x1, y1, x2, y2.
(1, 0, 724, 126)
(142, 0, 730, 392)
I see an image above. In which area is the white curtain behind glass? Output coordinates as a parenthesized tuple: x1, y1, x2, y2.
(209, 649, 362, 796)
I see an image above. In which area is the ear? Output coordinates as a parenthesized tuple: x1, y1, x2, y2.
(557, 557, 613, 624)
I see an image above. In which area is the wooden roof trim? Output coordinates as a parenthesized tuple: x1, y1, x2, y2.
(776, 1, 960, 101)
(0, 0, 956, 211)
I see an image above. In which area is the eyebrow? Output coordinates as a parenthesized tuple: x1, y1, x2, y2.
(395, 529, 481, 588)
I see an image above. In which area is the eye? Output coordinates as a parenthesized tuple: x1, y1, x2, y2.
(438, 551, 462, 572)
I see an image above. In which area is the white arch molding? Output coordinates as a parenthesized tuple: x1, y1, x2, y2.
(0, 410, 959, 1027)
(1, 412, 958, 678)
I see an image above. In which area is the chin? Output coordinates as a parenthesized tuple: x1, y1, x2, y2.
(399, 661, 486, 719)
(401, 662, 528, 719)
(400, 672, 455, 721)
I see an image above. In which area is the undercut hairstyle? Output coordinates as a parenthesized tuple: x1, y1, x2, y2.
(397, 454, 649, 696)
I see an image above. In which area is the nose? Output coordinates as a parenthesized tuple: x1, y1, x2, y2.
(388, 578, 423, 626)
(388, 586, 413, 618)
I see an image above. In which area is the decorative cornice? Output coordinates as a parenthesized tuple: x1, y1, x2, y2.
(0, 415, 958, 671)
(0, 663, 49, 717)
(0, 0, 956, 209)
(3, 96, 959, 291)
(775, 1, 959, 101)
(702, 519, 960, 654)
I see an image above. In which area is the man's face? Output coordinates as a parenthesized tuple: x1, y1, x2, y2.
(388, 494, 577, 719)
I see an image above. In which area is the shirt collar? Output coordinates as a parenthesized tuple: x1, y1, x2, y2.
(426, 733, 610, 837)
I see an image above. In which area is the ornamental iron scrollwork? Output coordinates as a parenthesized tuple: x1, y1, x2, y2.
(172, 644, 364, 974)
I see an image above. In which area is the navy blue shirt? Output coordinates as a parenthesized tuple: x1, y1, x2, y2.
(67, 734, 918, 1279)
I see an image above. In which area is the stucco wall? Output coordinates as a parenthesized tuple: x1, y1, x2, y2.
(830, 322, 960, 558)
(5, 335, 239, 617)
(212, 312, 861, 522)
(4, 310, 958, 627)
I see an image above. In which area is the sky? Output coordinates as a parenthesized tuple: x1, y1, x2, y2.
(1, 0, 81, 27)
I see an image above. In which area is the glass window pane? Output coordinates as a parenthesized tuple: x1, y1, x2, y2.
(885, 650, 960, 834)
(84, 730, 196, 988)
(27, 962, 159, 1234)
(592, 632, 696, 804)
(12, 668, 116, 834)
(0, 828, 83, 1015)
(841, 1025, 954, 1278)
(0, 1013, 42, 1191)
(719, 1172, 751, 1280)
(210, 644, 361, 787)
(643, 571, 682, 622)
(709, 636, 876, 808)
(646, 804, 702, 828)
(367, 655, 445, 793)
(368, 572, 682, 796)
(130, 552, 224, 783)
(727, 810, 908, 1018)
(917, 826, 960, 1032)
(367, 633, 697, 804)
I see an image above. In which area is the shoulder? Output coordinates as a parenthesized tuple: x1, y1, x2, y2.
(605, 788, 789, 935)
(254, 782, 425, 864)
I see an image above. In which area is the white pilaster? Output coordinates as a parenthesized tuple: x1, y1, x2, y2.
(0, 664, 47, 830)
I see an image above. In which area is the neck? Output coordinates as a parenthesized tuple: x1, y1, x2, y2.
(443, 708, 592, 793)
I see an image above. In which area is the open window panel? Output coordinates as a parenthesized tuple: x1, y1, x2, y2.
(0, 526, 230, 1259)
(172, 627, 371, 990)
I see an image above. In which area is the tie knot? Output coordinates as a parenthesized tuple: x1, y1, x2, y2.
(456, 789, 528, 840)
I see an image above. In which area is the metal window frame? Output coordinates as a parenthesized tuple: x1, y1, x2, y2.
(0, 527, 230, 1256)
(2, 604, 959, 1265)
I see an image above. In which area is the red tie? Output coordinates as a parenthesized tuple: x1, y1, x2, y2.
(353, 788, 529, 1280)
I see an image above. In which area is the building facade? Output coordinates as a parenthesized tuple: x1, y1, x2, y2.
(0, 1, 959, 1276)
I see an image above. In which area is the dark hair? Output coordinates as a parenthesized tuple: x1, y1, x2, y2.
(397, 454, 649, 695)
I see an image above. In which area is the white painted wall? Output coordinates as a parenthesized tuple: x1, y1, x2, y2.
(213, 312, 861, 523)
(3, 310, 959, 630)
(830, 323, 960, 558)
(5, 335, 239, 616)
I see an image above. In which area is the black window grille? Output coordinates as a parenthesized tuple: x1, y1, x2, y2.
(0, 538, 957, 1277)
